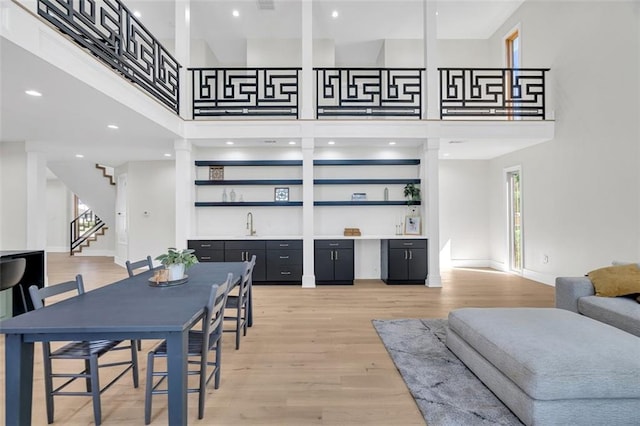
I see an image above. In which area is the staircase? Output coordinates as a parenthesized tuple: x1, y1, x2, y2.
(95, 164, 116, 185)
(70, 210, 107, 255)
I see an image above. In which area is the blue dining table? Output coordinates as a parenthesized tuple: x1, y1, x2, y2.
(0, 261, 246, 425)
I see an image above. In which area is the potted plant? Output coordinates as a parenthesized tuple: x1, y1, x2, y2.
(403, 183, 421, 208)
(155, 248, 199, 281)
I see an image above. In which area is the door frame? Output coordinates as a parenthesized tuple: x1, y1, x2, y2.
(504, 165, 523, 274)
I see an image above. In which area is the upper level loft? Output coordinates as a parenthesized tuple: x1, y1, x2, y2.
(0, 0, 555, 164)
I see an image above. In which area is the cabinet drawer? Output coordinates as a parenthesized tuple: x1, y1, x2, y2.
(266, 265, 303, 281)
(267, 250, 302, 265)
(266, 240, 302, 250)
(194, 250, 224, 262)
(225, 240, 266, 250)
(388, 239, 427, 249)
(188, 240, 224, 250)
(314, 240, 354, 249)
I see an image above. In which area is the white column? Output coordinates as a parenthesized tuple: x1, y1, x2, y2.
(423, 0, 439, 119)
(300, 0, 314, 119)
(424, 140, 442, 287)
(174, 139, 192, 249)
(25, 148, 47, 250)
(301, 136, 315, 287)
(175, 0, 191, 119)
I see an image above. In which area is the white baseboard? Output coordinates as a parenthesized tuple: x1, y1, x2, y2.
(523, 269, 556, 287)
(46, 246, 68, 253)
(74, 250, 115, 257)
(451, 259, 492, 268)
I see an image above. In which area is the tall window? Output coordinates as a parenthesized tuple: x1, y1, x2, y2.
(506, 167, 523, 273)
(505, 28, 520, 119)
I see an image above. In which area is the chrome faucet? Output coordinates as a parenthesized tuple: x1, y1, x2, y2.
(246, 212, 256, 236)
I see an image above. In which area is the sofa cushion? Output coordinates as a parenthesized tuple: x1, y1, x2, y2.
(587, 263, 640, 296)
(578, 295, 640, 337)
(448, 308, 640, 400)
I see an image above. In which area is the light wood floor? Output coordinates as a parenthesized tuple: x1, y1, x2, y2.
(1, 253, 555, 425)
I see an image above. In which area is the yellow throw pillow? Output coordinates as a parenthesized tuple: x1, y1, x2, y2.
(588, 264, 640, 297)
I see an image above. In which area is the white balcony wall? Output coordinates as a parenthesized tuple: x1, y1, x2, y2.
(438, 39, 492, 67)
(247, 39, 301, 67)
(0, 142, 28, 249)
(382, 39, 424, 67)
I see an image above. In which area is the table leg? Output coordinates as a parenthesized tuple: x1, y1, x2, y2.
(166, 331, 188, 425)
(5, 334, 34, 425)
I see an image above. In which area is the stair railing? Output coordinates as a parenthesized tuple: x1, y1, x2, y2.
(70, 210, 105, 255)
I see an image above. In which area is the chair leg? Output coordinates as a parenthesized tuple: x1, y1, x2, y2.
(84, 359, 92, 392)
(144, 352, 155, 425)
(214, 343, 222, 389)
(42, 347, 55, 424)
(198, 353, 208, 419)
(130, 340, 139, 388)
(235, 312, 241, 350)
(89, 356, 102, 426)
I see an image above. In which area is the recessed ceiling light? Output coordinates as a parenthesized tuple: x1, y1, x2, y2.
(232, 9, 239, 17)
(328, 141, 335, 145)
(25, 90, 42, 97)
(75, 154, 84, 158)
(389, 141, 396, 145)
(133, 10, 141, 18)
(107, 124, 119, 129)
(225, 141, 234, 145)
(164, 153, 172, 157)
(288, 141, 296, 145)
(331, 10, 339, 18)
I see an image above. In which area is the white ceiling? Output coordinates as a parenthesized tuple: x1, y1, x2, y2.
(0, 0, 527, 166)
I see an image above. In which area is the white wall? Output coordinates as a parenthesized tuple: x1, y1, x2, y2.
(190, 39, 219, 67)
(45, 177, 71, 252)
(0, 142, 27, 249)
(439, 160, 491, 268)
(125, 161, 176, 263)
(382, 39, 424, 67)
(438, 39, 492, 67)
(247, 39, 301, 67)
(485, 1, 640, 282)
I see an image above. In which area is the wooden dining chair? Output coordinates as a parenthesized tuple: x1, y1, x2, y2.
(224, 255, 256, 350)
(28, 275, 139, 426)
(125, 255, 154, 278)
(0, 257, 27, 317)
(144, 273, 232, 424)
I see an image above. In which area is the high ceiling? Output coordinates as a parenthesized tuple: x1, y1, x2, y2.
(0, 0, 527, 166)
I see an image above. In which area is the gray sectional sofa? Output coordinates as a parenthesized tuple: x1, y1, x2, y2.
(555, 276, 640, 337)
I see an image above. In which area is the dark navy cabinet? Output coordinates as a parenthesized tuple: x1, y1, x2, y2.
(314, 240, 354, 285)
(381, 239, 428, 284)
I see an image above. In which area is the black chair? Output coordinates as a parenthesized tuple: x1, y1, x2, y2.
(29, 275, 139, 426)
(145, 273, 232, 424)
(0, 257, 27, 317)
(125, 255, 154, 278)
(224, 255, 256, 350)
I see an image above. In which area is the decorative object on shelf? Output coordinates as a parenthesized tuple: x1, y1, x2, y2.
(404, 216, 421, 235)
(230, 188, 236, 202)
(155, 248, 199, 281)
(274, 187, 289, 202)
(384, 187, 389, 201)
(209, 166, 224, 180)
(239, 194, 244, 202)
(403, 183, 421, 206)
(344, 228, 362, 236)
(222, 188, 228, 202)
(351, 192, 367, 201)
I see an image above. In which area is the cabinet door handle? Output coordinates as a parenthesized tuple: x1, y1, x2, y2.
(334, 250, 339, 261)
(279, 256, 290, 259)
(242, 252, 246, 261)
(329, 243, 339, 247)
(330, 251, 334, 261)
(409, 250, 413, 260)
(281, 271, 292, 275)
(403, 242, 413, 246)
(201, 256, 211, 260)
(279, 243, 289, 247)
(404, 250, 408, 260)
(201, 244, 211, 248)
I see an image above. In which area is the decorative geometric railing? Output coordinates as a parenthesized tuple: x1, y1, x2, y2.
(439, 68, 550, 119)
(37, 0, 181, 113)
(314, 68, 424, 119)
(190, 68, 302, 118)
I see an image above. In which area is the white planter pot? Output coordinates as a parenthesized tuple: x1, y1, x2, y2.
(167, 264, 185, 281)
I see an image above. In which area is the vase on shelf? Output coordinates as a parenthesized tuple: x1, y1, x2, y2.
(384, 187, 389, 201)
(230, 188, 236, 202)
(222, 188, 228, 202)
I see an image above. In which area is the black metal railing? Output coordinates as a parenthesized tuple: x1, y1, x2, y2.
(190, 68, 301, 118)
(439, 68, 550, 119)
(38, 0, 181, 113)
(314, 68, 424, 119)
(70, 210, 105, 255)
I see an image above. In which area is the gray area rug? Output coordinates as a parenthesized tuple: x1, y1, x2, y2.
(372, 318, 523, 426)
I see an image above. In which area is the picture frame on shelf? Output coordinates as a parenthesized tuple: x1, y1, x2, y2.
(404, 216, 421, 235)
(274, 187, 289, 202)
(209, 166, 224, 180)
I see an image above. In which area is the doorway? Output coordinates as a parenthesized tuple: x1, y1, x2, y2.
(506, 167, 523, 273)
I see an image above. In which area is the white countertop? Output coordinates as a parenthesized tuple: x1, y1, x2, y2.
(190, 235, 426, 240)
